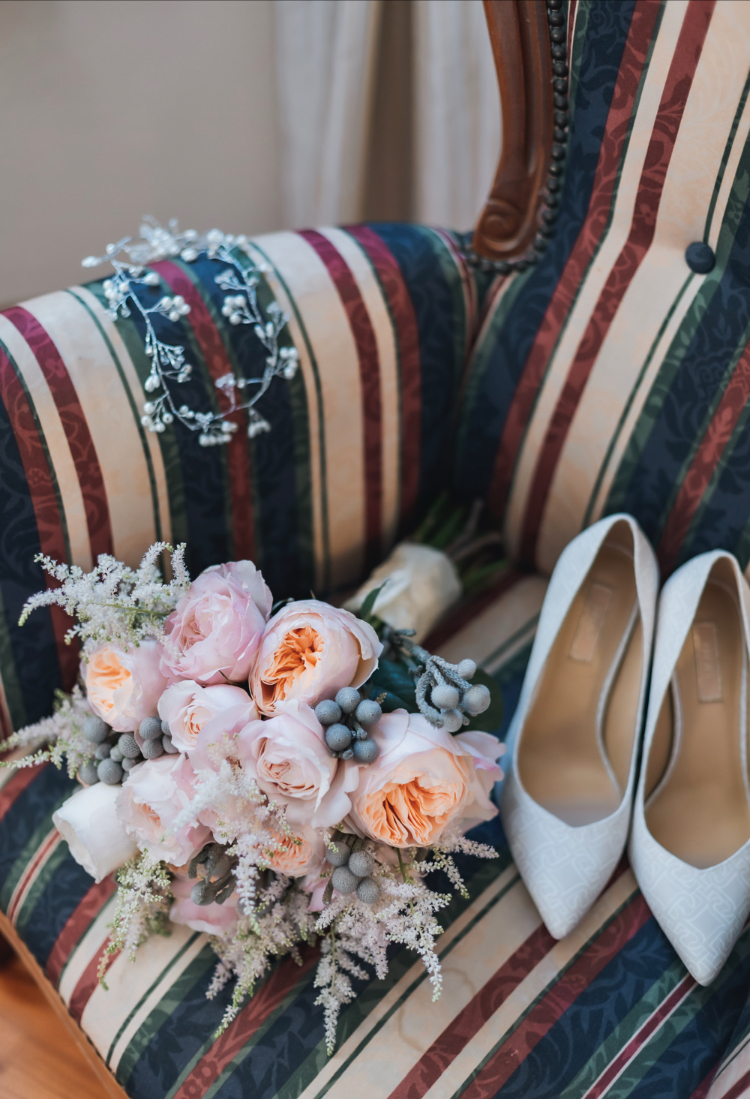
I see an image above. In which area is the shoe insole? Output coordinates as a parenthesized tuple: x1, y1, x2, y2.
(518, 525, 643, 827)
(645, 564, 750, 869)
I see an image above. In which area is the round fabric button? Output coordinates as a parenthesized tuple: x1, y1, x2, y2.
(685, 241, 715, 274)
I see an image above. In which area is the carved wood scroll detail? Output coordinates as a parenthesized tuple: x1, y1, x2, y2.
(472, 0, 554, 262)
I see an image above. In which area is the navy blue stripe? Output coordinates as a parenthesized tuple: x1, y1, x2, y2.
(452, 0, 637, 502)
(21, 850, 95, 968)
(364, 224, 466, 510)
(0, 766, 75, 894)
(616, 193, 750, 555)
(0, 384, 62, 727)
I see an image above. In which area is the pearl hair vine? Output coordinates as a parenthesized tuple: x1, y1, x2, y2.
(82, 218, 300, 446)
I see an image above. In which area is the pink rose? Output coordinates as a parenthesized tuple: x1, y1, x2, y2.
(170, 873, 240, 936)
(160, 560, 272, 685)
(262, 821, 327, 878)
(83, 639, 168, 733)
(158, 680, 257, 754)
(116, 754, 210, 864)
(235, 700, 358, 828)
(346, 710, 503, 848)
(249, 599, 382, 715)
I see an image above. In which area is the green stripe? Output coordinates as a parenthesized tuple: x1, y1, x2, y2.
(604, 100, 750, 519)
(105, 932, 200, 1066)
(0, 791, 70, 911)
(703, 71, 750, 245)
(567, 0, 591, 119)
(250, 242, 331, 592)
(447, 885, 640, 1099)
(66, 289, 163, 545)
(14, 837, 70, 934)
(85, 281, 190, 550)
(116, 943, 217, 1088)
(481, 614, 540, 673)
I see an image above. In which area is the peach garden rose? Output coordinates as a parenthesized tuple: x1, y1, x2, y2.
(158, 679, 257, 754)
(346, 710, 504, 848)
(83, 638, 168, 733)
(248, 599, 382, 715)
(116, 753, 211, 865)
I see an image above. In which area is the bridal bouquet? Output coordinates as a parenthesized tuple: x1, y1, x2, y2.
(5, 540, 504, 1049)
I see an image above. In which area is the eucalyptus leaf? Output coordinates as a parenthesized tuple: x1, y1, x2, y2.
(358, 581, 388, 622)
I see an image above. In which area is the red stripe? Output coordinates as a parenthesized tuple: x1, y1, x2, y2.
(657, 339, 750, 574)
(344, 225, 422, 525)
(583, 973, 695, 1099)
(520, 0, 715, 563)
(487, 0, 662, 526)
(152, 261, 255, 561)
(387, 923, 554, 1099)
(7, 829, 60, 924)
(68, 937, 120, 1024)
(298, 229, 383, 564)
(720, 1067, 750, 1099)
(0, 762, 49, 824)
(4, 306, 113, 559)
(459, 895, 651, 1099)
(172, 946, 319, 1099)
(46, 876, 117, 986)
(0, 344, 79, 690)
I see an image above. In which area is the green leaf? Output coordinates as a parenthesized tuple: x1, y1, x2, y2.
(463, 668, 503, 734)
(357, 582, 388, 623)
(364, 658, 417, 711)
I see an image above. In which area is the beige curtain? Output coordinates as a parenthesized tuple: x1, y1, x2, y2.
(273, 0, 500, 230)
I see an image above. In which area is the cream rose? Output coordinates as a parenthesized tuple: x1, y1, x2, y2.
(158, 680, 257, 754)
(83, 639, 168, 733)
(53, 782, 138, 882)
(346, 710, 503, 847)
(249, 599, 382, 715)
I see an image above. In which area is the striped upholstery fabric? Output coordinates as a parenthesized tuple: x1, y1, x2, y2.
(456, 0, 750, 580)
(0, 224, 480, 738)
(7, 573, 750, 1099)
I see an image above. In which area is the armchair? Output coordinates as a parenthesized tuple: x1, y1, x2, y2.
(1, 2, 750, 1097)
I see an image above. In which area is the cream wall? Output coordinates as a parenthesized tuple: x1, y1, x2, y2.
(0, 0, 281, 304)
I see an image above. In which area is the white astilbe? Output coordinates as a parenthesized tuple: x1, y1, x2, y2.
(18, 543, 190, 650)
(208, 884, 315, 1037)
(0, 687, 95, 778)
(100, 852, 173, 983)
(411, 829, 498, 899)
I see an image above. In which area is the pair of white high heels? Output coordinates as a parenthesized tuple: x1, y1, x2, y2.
(500, 513, 750, 985)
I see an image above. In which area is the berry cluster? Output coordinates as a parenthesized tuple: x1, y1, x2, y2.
(188, 842, 236, 906)
(418, 657, 492, 732)
(314, 687, 382, 763)
(78, 714, 178, 786)
(324, 835, 380, 904)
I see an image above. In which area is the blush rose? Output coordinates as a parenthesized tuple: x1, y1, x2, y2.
(249, 600, 382, 715)
(83, 639, 168, 733)
(346, 710, 504, 848)
(160, 560, 272, 685)
(170, 874, 240, 936)
(116, 754, 210, 865)
(158, 680, 257, 754)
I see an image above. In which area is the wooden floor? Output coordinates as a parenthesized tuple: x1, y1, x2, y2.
(0, 950, 109, 1099)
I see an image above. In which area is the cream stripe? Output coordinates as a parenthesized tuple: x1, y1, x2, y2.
(70, 285, 172, 552)
(250, 231, 366, 588)
(246, 236, 324, 587)
(435, 575, 548, 668)
(298, 864, 527, 1099)
(320, 226, 401, 554)
(422, 870, 639, 1099)
(82, 924, 202, 1066)
(707, 1043, 750, 1099)
(58, 894, 118, 1005)
(504, 1, 689, 561)
(24, 293, 158, 568)
(536, 0, 750, 573)
(0, 311, 92, 569)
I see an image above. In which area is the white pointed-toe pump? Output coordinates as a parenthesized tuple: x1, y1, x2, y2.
(629, 551, 750, 985)
(501, 514, 658, 939)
